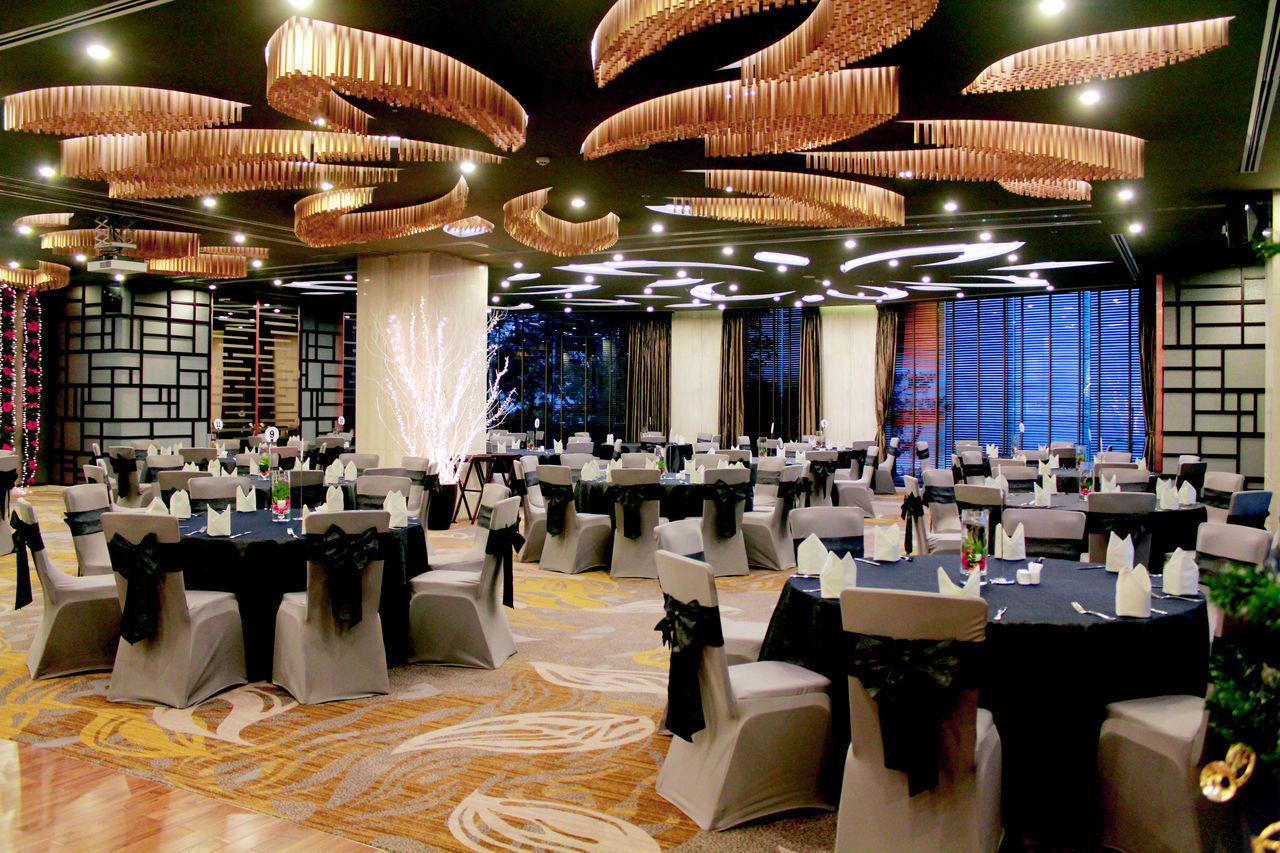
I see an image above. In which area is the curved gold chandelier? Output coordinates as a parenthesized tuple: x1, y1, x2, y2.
(265, 16, 527, 151)
(104, 162, 401, 199)
(3, 85, 247, 135)
(443, 216, 495, 238)
(40, 228, 200, 260)
(199, 246, 270, 259)
(12, 213, 74, 231)
(294, 179, 469, 248)
(802, 148, 1097, 199)
(0, 262, 71, 292)
(503, 189, 620, 256)
(997, 178, 1093, 201)
(582, 67, 898, 159)
(148, 255, 247, 278)
(672, 169, 904, 227)
(910, 119, 1145, 181)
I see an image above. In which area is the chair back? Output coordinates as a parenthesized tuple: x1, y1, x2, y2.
(1085, 491, 1156, 562)
(289, 469, 325, 508)
(655, 551, 736, 717)
(698, 467, 749, 575)
(1049, 442, 1078, 466)
(922, 468, 954, 487)
(1019, 449, 1049, 463)
(721, 448, 750, 464)
(402, 456, 430, 514)
(611, 467, 659, 487)
(65, 482, 111, 513)
(735, 435, 751, 450)
(558, 452, 594, 471)
(1093, 452, 1132, 465)
(146, 454, 183, 481)
(999, 466, 1038, 494)
(188, 476, 254, 510)
(954, 484, 1002, 509)
(362, 467, 408, 478)
(338, 452, 379, 473)
(695, 453, 728, 469)
(693, 441, 716, 453)
(355, 475, 413, 509)
(1227, 491, 1271, 528)
(1176, 461, 1207, 495)
(1196, 522, 1271, 570)
(234, 452, 260, 474)
(565, 438, 594, 455)
(179, 447, 217, 465)
(1000, 508, 1086, 559)
(656, 518, 703, 557)
(515, 457, 544, 508)
(789, 506, 865, 558)
(302, 510, 390, 624)
(156, 470, 211, 499)
(101, 512, 188, 629)
(621, 452, 657, 468)
(15, 499, 69, 603)
(478, 496, 522, 599)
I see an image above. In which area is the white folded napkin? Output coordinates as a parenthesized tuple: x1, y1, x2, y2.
(553, 439, 563, 454)
(496, 442, 506, 453)
(147, 443, 159, 457)
(169, 489, 191, 519)
(344, 460, 358, 481)
(995, 523, 1026, 560)
(986, 444, 999, 457)
(689, 466, 705, 484)
(819, 550, 857, 598)
(207, 506, 231, 537)
(206, 460, 220, 475)
(302, 505, 313, 522)
(182, 461, 199, 472)
(796, 451, 807, 465)
(938, 565, 982, 597)
(1042, 474, 1057, 494)
(1178, 482, 1198, 506)
(384, 490, 409, 528)
(581, 459, 601, 480)
(645, 458, 660, 470)
(873, 524, 901, 561)
(1100, 474, 1119, 493)
(325, 485, 344, 513)
(605, 465, 614, 484)
(1136, 458, 1148, 472)
(146, 497, 168, 515)
(606, 433, 614, 445)
(1115, 562, 1152, 618)
(299, 458, 311, 471)
(235, 486, 256, 512)
(1014, 453, 1027, 463)
(1048, 454, 1061, 470)
(1037, 461, 1051, 477)
(1163, 548, 1199, 595)
(1038, 444, 1048, 452)
(983, 474, 1009, 494)
(717, 457, 728, 468)
(324, 460, 342, 485)
(798, 533, 827, 579)
(1033, 483, 1051, 507)
(1106, 532, 1134, 574)
(1156, 478, 1180, 510)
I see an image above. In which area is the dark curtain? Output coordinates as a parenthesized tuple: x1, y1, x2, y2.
(1138, 279, 1158, 468)
(800, 307, 822, 436)
(625, 316, 671, 442)
(719, 312, 744, 445)
(874, 306, 899, 453)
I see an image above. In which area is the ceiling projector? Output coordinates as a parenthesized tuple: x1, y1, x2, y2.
(86, 238, 147, 275)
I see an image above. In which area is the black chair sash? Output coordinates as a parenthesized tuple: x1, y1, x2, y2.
(755, 469, 781, 486)
(107, 532, 181, 643)
(541, 482, 576, 537)
(1004, 479, 1036, 495)
(1085, 510, 1149, 539)
(484, 521, 525, 608)
(291, 484, 326, 510)
(1201, 487, 1233, 511)
(275, 455, 297, 471)
(608, 483, 664, 539)
(900, 492, 925, 554)
(791, 535, 864, 560)
(190, 497, 233, 513)
(775, 479, 807, 526)
(64, 506, 106, 536)
(1024, 537, 1087, 561)
(961, 463, 987, 481)
(844, 631, 982, 796)
(696, 480, 753, 538)
(113, 455, 139, 498)
(808, 461, 838, 498)
(476, 503, 494, 530)
(655, 593, 724, 742)
(916, 446, 930, 460)
(406, 470, 430, 489)
(922, 485, 956, 505)
(0, 467, 16, 524)
(10, 513, 42, 609)
(306, 525, 382, 628)
(355, 493, 388, 510)
(1227, 493, 1270, 529)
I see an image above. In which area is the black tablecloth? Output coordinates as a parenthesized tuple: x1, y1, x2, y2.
(760, 556, 1208, 843)
(576, 475, 705, 521)
(176, 509, 427, 679)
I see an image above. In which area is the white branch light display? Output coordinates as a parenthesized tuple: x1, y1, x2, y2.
(375, 304, 515, 486)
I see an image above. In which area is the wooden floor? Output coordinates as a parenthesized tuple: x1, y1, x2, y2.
(0, 738, 374, 852)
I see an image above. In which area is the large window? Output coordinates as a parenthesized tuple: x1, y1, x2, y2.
(489, 311, 628, 441)
(892, 289, 1145, 471)
(742, 307, 803, 440)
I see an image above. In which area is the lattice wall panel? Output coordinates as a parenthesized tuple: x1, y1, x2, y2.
(300, 313, 344, 441)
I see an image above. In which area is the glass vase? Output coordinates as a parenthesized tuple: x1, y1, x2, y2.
(269, 468, 291, 522)
(961, 509, 989, 581)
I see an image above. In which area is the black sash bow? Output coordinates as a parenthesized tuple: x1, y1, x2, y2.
(10, 512, 42, 609)
(776, 479, 806, 525)
(64, 506, 106, 537)
(476, 504, 494, 530)
(541, 482, 575, 537)
(306, 526, 382, 628)
(900, 492, 925, 554)
(108, 532, 180, 643)
(1201, 487, 1233, 510)
(808, 460, 838, 498)
(696, 480, 753, 538)
(845, 631, 981, 795)
(113, 455, 139, 498)
(0, 467, 16, 524)
(406, 470, 430, 488)
(484, 522, 525, 608)
(916, 446, 930, 460)
(922, 485, 955, 505)
(608, 483, 664, 539)
(655, 594, 724, 742)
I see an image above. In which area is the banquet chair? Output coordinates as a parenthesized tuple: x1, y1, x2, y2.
(806, 449, 839, 507)
(1048, 442, 1078, 468)
(17, 499, 121, 679)
(64, 483, 113, 576)
(735, 435, 751, 451)
(654, 551, 832, 831)
(753, 455, 785, 509)
(1177, 454, 1201, 467)
(1201, 471, 1245, 523)
(954, 440, 981, 453)
(915, 440, 931, 468)
(721, 448, 750, 464)
(269, 446, 300, 469)
(921, 469, 962, 553)
(539, 466, 611, 574)
(108, 447, 153, 508)
(698, 467, 750, 577)
(621, 452, 658, 468)
(609, 468, 664, 579)
(402, 456, 431, 517)
(1019, 448, 1049, 464)
(556, 453, 595, 478)
(835, 587, 1002, 853)
(156, 469, 211, 503)
(693, 441, 716, 453)
(696, 431, 715, 443)
(179, 447, 218, 466)
(338, 452, 379, 474)
(565, 437, 594, 455)
(214, 438, 239, 455)
(743, 464, 803, 571)
(1176, 460, 1207, 497)
(234, 452, 259, 476)
(83, 461, 115, 501)
(363, 466, 409, 478)
(145, 453, 183, 484)
(855, 446, 878, 488)
(355, 475, 413, 509)
(102, 512, 245, 708)
(432, 483, 511, 573)
(789, 506, 864, 559)
(656, 518, 703, 559)
(760, 437, 782, 456)
(188, 476, 254, 512)
(873, 441, 900, 494)
(1195, 522, 1270, 575)
(408, 496, 520, 669)
(273, 511, 391, 704)
(997, 465, 1037, 495)
(572, 431, 592, 439)
(1093, 463, 1139, 484)
(314, 436, 345, 467)
(288, 469, 325, 510)
(783, 441, 811, 459)
(513, 457, 546, 562)
(128, 439, 154, 452)
(694, 453, 728, 469)
(1085, 491, 1156, 567)
(999, 508, 1086, 560)
(1093, 451, 1132, 466)
(958, 450, 986, 485)
(1226, 490, 1271, 529)
(1106, 468, 1153, 493)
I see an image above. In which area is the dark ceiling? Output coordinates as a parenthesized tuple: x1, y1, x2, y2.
(0, 0, 1275, 310)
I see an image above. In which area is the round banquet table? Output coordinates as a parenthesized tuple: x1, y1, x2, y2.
(575, 474, 706, 521)
(175, 509, 428, 680)
(759, 555, 1208, 844)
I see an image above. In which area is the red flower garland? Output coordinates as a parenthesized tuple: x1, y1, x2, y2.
(0, 286, 16, 454)
(21, 292, 40, 485)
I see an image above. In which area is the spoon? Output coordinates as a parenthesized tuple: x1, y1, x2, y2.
(993, 606, 1008, 621)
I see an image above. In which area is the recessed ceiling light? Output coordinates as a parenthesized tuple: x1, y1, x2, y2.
(721, 246, 734, 255)
(75, 254, 87, 263)
(1128, 221, 1144, 234)
(201, 196, 216, 208)
(233, 233, 245, 243)
(612, 253, 624, 261)
(5, 261, 16, 269)
(643, 287, 653, 295)
(513, 261, 524, 269)
(209, 284, 217, 291)
(287, 0, 312, 7)
(1264, 228, 1273, 238)
(651, 223, 664, 233)
(312, 117, 326, 127)
(1078, 89, 1101, 106)
(344, 274, 354, 281)
(724, 185, 734, 193)
(646, 305, 654, 313)
(676, 270, 687, 278)
(1039, 0, 1065, 13)
(772, 295, 781, 302)
(113, 273, 124, 281)
(943, 200, 959, 212)
(857, 291, 866, 298)
(319, 182, 333, 191)
(777, 265, 788, 273)
(37, 165, 56, 179)
(273, 279, 282, 286)
(898, 170, 914, 179)
(1046, 284, 1056, 291)
(584, 275, 594, 283)
(717, 303, 726, 311)
(821, 279, 831, 286)
(843, 239, 857, 249)
(1029, 271, 1040, 279)
(888, 259, 899, 267)
(691, 298, 702, 306)
(85, 44, 110, 60)
(460, 161, 477, 174)
(955, 291, 966, 298)
(251, 259, 263, 268)
(491, 295, 500, 303)
(922, 275, 932, 283)
(15, 225, 31, 236)
(500, 280, 510, 288)
(1007, 253, 1019, 262)
(793, 299, 802, 308)
(569, 197, 587, 209)
(979, 232, 992, 241)
(1117, 188, 1134, 202)
(728, 283, 739, 292)
(564, 306, 572, 313)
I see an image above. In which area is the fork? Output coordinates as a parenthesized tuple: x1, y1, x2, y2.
(1071, 601, 1115, 621)
(1152, 591, 1201, 601)
(993, 606, 1008, 621)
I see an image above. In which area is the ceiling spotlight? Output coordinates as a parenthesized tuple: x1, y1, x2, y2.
(646, 306, 654, 313)
(75, 254, 87, 263)
(201, 196, 217, 208)
(1039, 0, 1065, 13)
(651, 223, 664, 233)
(1007, 253, 1019, 262)
(584, 275, 595, 283)
(643, 287, 653, 295)
(287, 0, 312, 7)
(724, 185, 734, 193)
(772, 295, 781, 302)
(821, 279, 831, 287)
(1264, 228, 1273, 238)
(273, 307, 280, 313)
(721, 246, 734, 255)
(898, 170, 914, 179)
(692, 298, 702, 306)
(1029, 271, 1040, 279)
(1128, 221, 1144, 234)
(513, 261, 524, 269)
(569, 197, 585, 208)
(943, 200, 959, 212)
(676, 270, 687, 278)
(857, 291, 866, 298)
(500, 280, 510, 288)
(955, 291, 966, 299)
(320, 182, 334, 191)
(491, 296, 500, 303)
(564, 306, 572, 313)
(1046, 284, 1056, 291)
(344, 274, 354, 281)
(5, 261, 16, 269)
(312, 117, 326, 127)
(1117, 188, 1134, 202)
(1078, 89, 1101, 106)
(15, 225, 31, 236)
(793, 299, 803, 308)
(777, 265, 788, 273)
(728, 283, 740, 292)
(979, 232, 992, 241)
(273, 279, 282, 286)
(921, 275, 932, 283)
(85, 43, 111, 60)
(233, 233, 245, 243)
(843, 239, 857, 249)
(113, 273, 124, 282)
(612, 253, 624, 261)
(251, 259, 263, 268)
(208, 284, 217, 291)
(888, 259, 899, 268)
(717, 303, 726, 311)
(460, 161, 477, 174)
(37, 165, 56, 179)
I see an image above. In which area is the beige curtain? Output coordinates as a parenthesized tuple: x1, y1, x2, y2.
(718, 312, 744, 444)
(625, 316, 671, 442)
(873, 306, 899, 453)
(800, 307, 822, 437)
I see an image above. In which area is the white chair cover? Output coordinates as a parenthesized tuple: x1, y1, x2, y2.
(539, 465, 611, 574)
(698, 467, 750, 577)
(513, 457, 546, 562)
(609, 468, 663, 579)
(743, 464, 803, 570)
(338, 452, 379, 473)
(432, 483, 511, 572)
(64, 483, 114, 576)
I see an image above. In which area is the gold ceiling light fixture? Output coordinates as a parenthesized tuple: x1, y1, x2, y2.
(265, 16, 528, 151)
(963, 17, 1234, 94)
(803, 148, 1096, 198)
(503, 188, 620, 256)
(148, 255, 248, 278)
(199, 245, 270, 259)
(582, 67, 898, 159)
(12, 213, 74, 231)
(910, 119, 1145, 180)
(738, 0, 939, 81)
(672, 169, 904, 227)
(294, 179, 469, 248)
(0, 261, 70, 292)
(104, 162, 402, 199)
(2, 85, 248, 135)
(40, 228, 200, 260)
(997, 178, 1093, 200)
(442, 215, 495, 238)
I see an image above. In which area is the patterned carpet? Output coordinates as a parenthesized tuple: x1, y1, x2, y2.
(0, 487, 902, 853)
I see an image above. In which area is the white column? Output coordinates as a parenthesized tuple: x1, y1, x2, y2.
(355, 253, 488, 469)
(669, 312, 721, 439)
(1265, 189, 1280, 526)
(820, 305, 878, 446)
